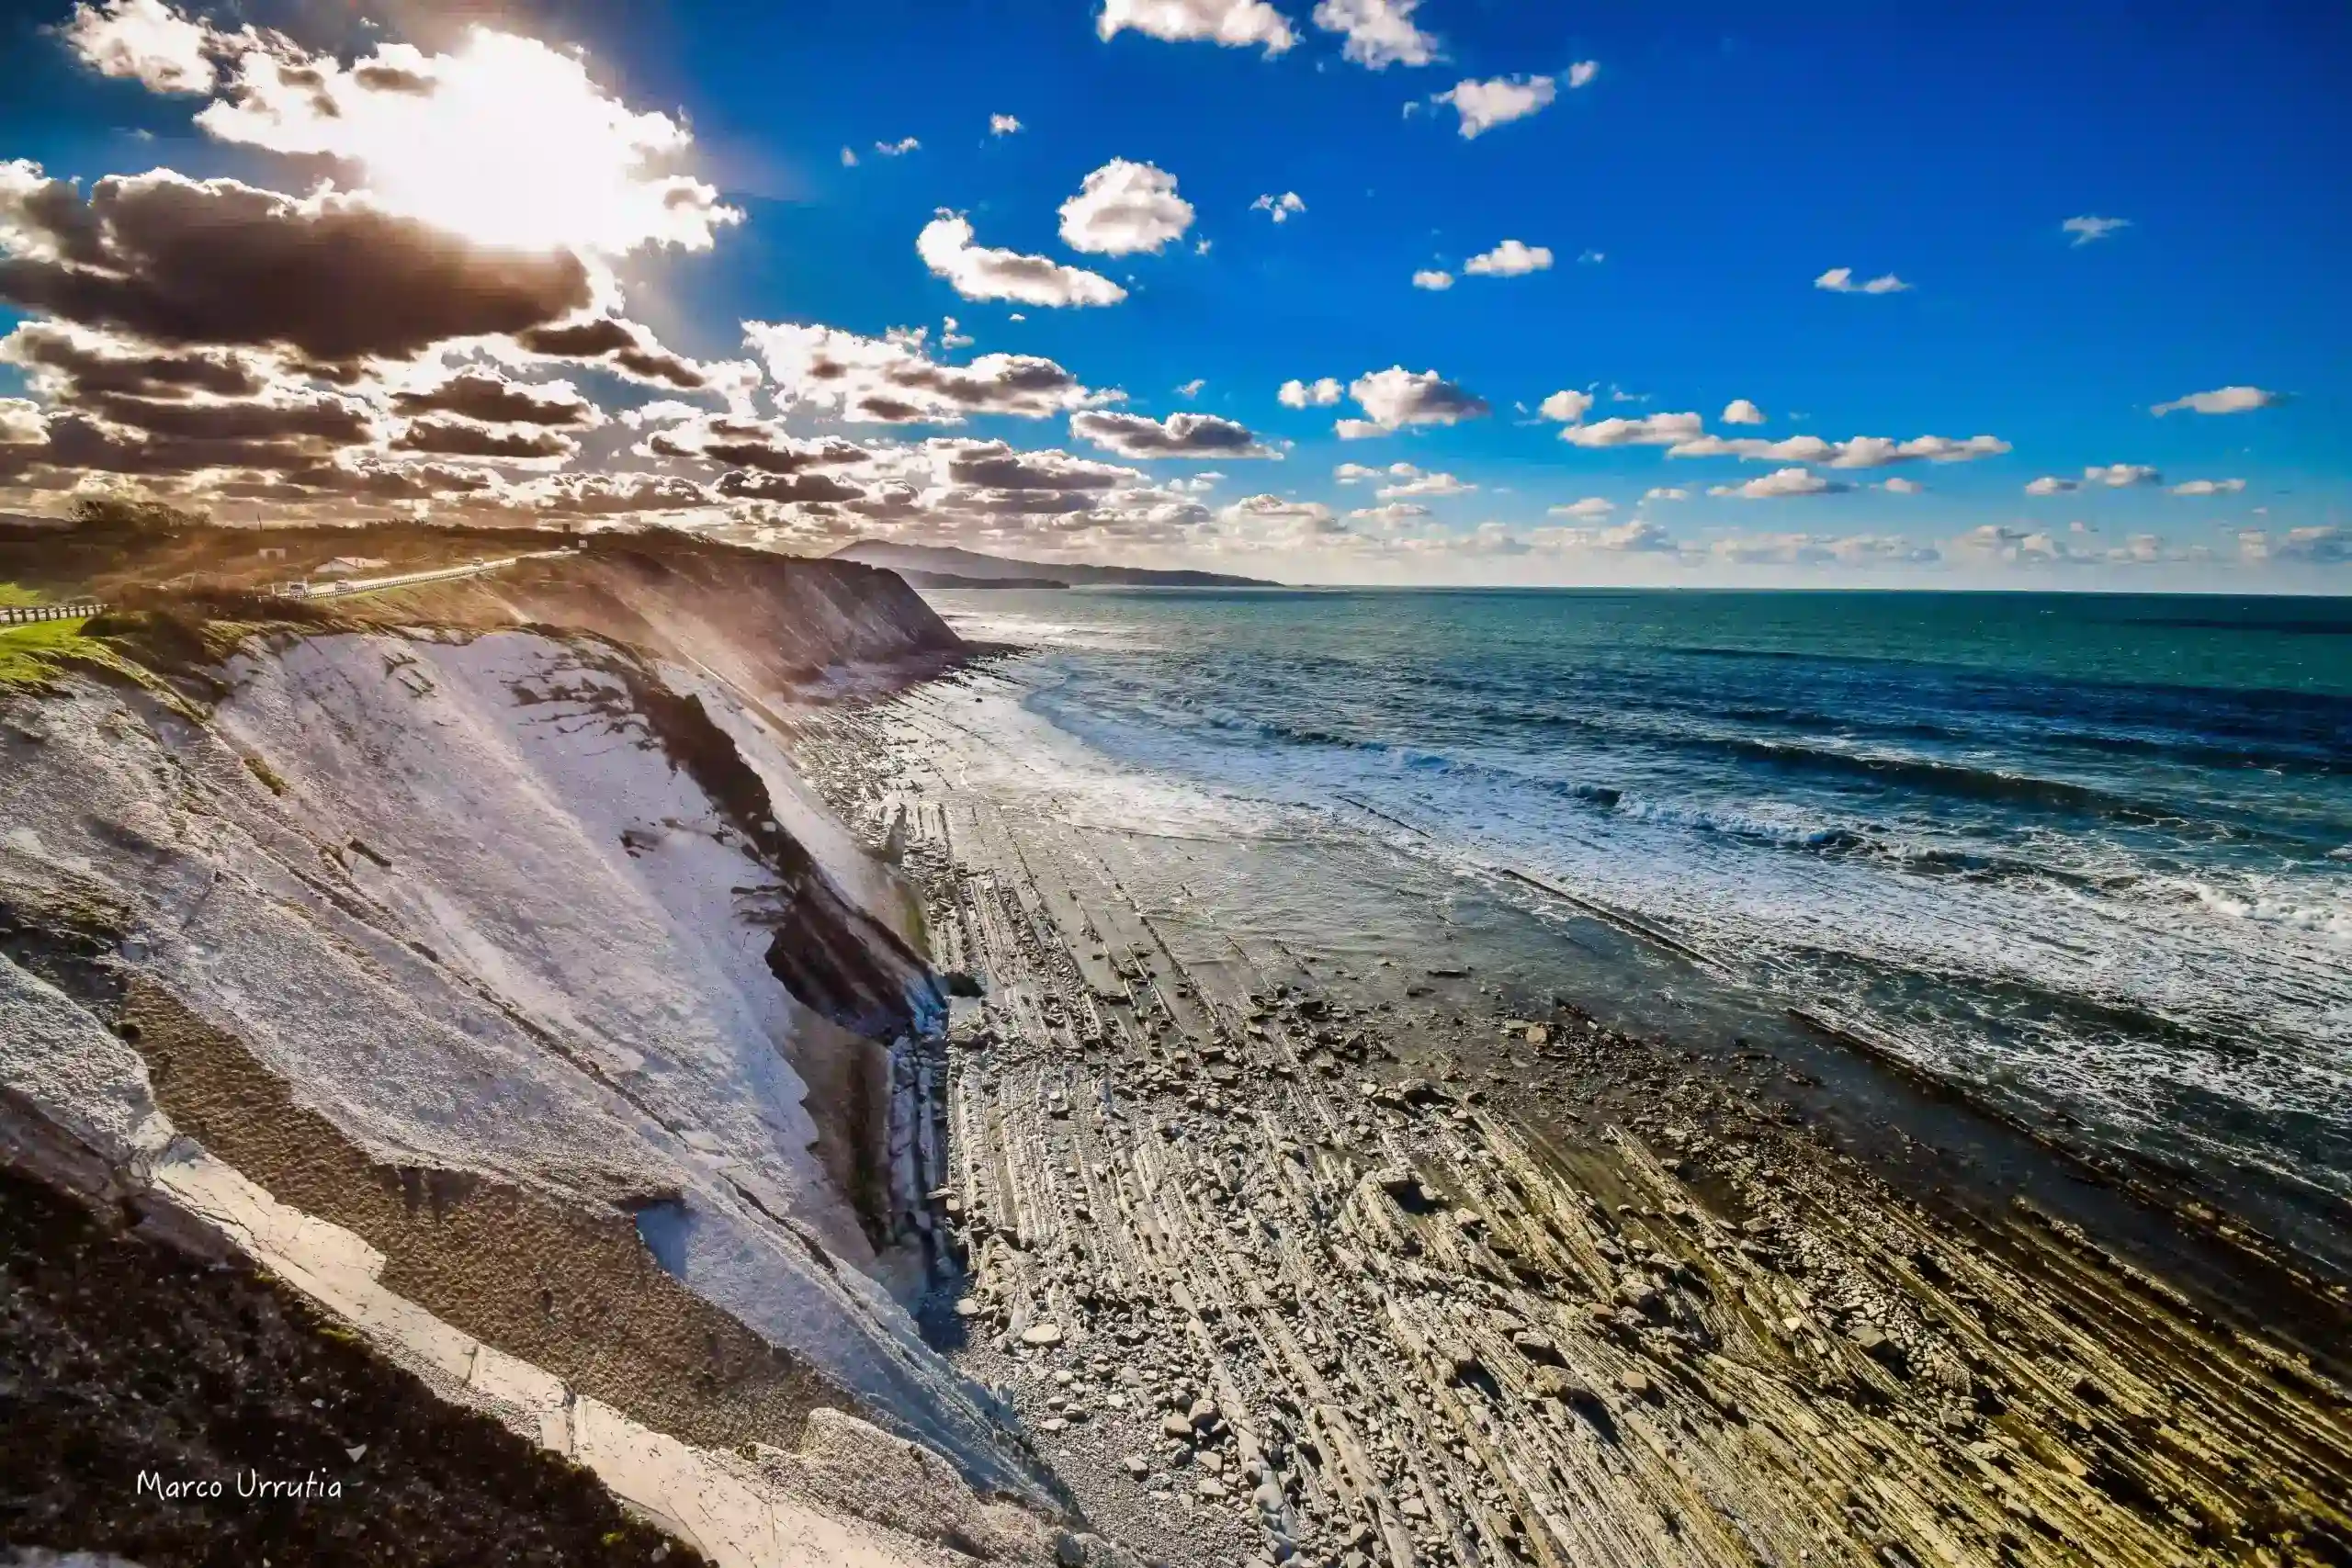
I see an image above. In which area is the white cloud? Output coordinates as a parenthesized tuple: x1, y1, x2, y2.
(1529, 517, 1674, 553)
(1566, 60, 1599, 88)
(1538, 389, 1594, 423)
(142, 22, 741, 257)
(1709, 467, 1850, 499)
(1561, 412, 1705, 447)
(1549, 496, 1614, 519)
(1578, 248, 1604, 265)
(1251, 190, 1306, 222)
(2062, 215, 2129, 246)
(941, 316, 974, 349)
(1814, 266, 1911, 294)
(1347, 501, 1432, 529)
(1097, 0, 1297, 54)
(747, 321, 1118, 424)
(61, 0, 215, 94)
(1069, 409, 1279, 458)
(1311, 0, 1438, 68)
(1882, 476, 1923, 494)
(1721, 398, 1765, 425)
(917, 213, 1126, 308)
(2024, 476, 2078, 496)
(0, 397, 50, 445)
(1279, 377, 1343, 408)
(1175, 378, 1205, 397)
(1463, 239, 1552, 276)
(1216, 491, 1341, 541)
(875, 136, 921, 156)
(1059, 159, 1195, 255)
(2151, 385, 2279, 416)
(840, 146, 858, 166)
(1435, 74, 1555, 138)
(1643, 486, 1690, 502)
(2170, 477, 2245, 496)
(1348, 366, 1490, 430)
(1377, 468, 1474, 498)
(1667, 433, 2008, 468)
(1333, 418, 1386, 440)
(990, 113, 1023, 135)
(1411, 268, 1453, 290)
(2084, 463, 2161, 487)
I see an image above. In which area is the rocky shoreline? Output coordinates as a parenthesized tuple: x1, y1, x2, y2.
(789, 667, 2352, 1568)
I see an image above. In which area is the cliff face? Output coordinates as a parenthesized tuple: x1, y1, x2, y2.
(0, 549, 1098, 1566)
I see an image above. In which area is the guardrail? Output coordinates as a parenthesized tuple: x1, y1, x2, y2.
(5, 547, 571, 628)
(1, 601, 106, 626)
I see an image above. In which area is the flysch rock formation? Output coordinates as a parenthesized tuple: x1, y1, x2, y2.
(783, 671, 2352, 1568)
(0, 573, 1132, 1567)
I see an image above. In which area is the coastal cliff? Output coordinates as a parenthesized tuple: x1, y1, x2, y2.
(0, 541, 1126, 1567)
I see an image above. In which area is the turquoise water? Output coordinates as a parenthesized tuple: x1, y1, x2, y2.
(933, 587, 2352, 1244)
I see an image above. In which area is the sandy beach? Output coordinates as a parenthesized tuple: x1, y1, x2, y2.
(789, 657, 2352, 1568)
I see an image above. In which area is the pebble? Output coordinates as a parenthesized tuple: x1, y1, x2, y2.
(1022, 1323, 1066, 1347)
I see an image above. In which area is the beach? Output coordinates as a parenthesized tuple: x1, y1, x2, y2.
(786, 624, 2352, 1568)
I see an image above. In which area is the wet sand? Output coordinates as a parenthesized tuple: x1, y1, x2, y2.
(791, 663, 2351, 1568)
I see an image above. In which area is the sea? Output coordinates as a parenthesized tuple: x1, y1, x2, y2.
(921, 587, 2352, 1269)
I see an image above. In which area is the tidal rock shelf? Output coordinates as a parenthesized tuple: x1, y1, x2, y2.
(791, 675, 2352, 1568)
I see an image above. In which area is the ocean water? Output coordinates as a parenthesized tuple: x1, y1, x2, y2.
(926, 587, 2352, 1252)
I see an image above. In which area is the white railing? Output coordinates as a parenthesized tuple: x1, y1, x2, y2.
(0, 600, 105, 626)
(6, 547, 573, 627)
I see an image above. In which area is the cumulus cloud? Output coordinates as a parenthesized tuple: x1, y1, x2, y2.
(0, 320, 266, 400)
(2023, 476, 2078, 496)
(1278, 377, 1343, 408)
(1411, 269, 1453, 290)
(1721, 398, 1765, 425)
(1463, 239, 1551, 276)
(1215, 491, 1342, 544)
(1882, 476, 1923, 494)
(391, 416, 574, 461)
(918, 213, 1126, 308)
(1815, 267, 1911, 294)
(1538, 389, 1594, 423)
(2151, 385, 2279, 416)
(1530, 517, 1673, 553)
(990, 113, 1023, 135)
(0, 164, 592, 360)
(1058, 160, 1195, 255)
(2084, 462, 2162, 487)
(1175, 378, 1205, 397)
(874, 137, 921, 156)
(1311, 0, 1437, 68)
(1435, 75, 1555, 138)
(85, 17, 741, 258)
(1347, 366, 1488, 431)
(748, 321, 1117, 424)
(0, 399, 47, 446)
(1560, 412, 1704, 447)
(1708, 467, 1850, 499)
(1070, 409, 1278, 458)
(2062, 215, 2130, 246)
(61, 0, 217, 95)
(639, 414, 870, 474)
(2170, 477, 2246, 496)
(1376, 468, 1474, 498)
(1667, 432, 2008, 468)
(1097, 0, 1297, 54)
(389, 370, 599, 427)
(1643, 487, 1690, 502)
(509, 315, 715, 390)
(1566, 60, 1600, 88)
(1548, 496, 1613, 519)
(1251, 191, 1306, 222)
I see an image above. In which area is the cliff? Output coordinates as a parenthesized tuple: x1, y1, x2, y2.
(0, 545, 1125, 1567)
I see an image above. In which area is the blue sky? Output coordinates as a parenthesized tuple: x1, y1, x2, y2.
(2, 0, 2346, 584)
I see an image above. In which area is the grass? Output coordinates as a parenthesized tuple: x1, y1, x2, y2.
(0, 617, 100, 689)
(0, 582, 45, 608)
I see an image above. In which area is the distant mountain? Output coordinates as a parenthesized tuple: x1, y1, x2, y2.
(898, 570, 1071, 590)
(829, 539, 1279, 589)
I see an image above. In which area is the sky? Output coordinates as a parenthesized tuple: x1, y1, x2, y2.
(1, 0, 2346, 587)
